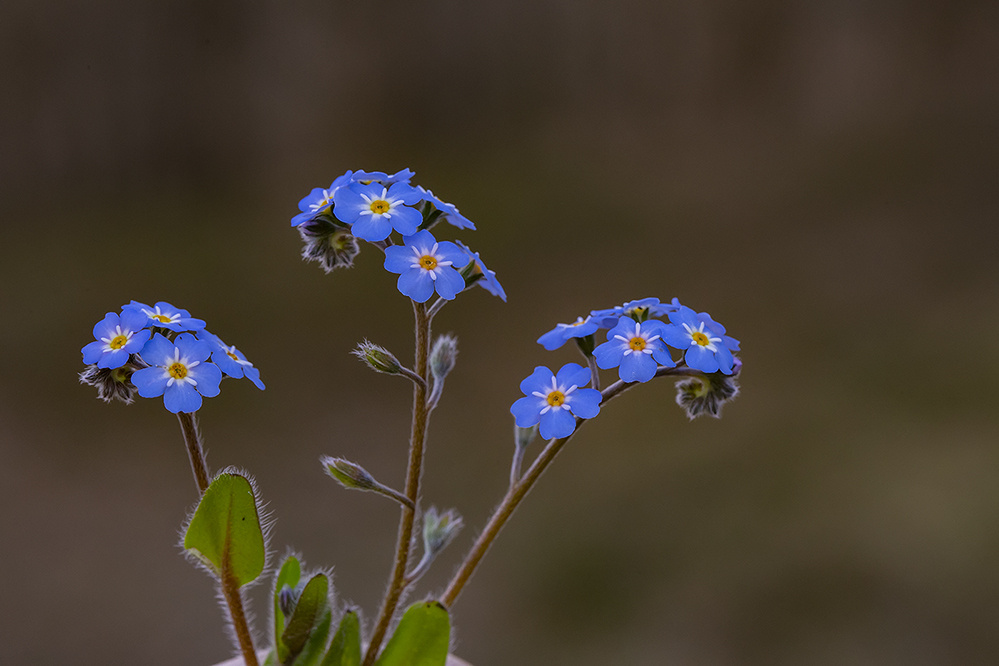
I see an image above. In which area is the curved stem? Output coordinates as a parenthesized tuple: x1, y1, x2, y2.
(439, 365, 702, 607)
(364, 301, 432, 665)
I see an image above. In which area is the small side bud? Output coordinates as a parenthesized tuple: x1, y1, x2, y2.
(422, 506, 463, 559)
(79, 363, 138, 404)
(352, 340, 403, 375)
(320, 455, 414, 509)
(278, 584, 298, 618)
(298, 217, 360, 273)
(675, 369, 740, 419)
(322, 456, 380, 491)
(429, 333, 459, 382)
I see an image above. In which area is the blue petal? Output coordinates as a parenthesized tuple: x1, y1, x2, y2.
(332, 186, 365, 224)
(519, 366, 555, 395)
(537, 328, 569, 351)
(398, 270, 435, 303)
(384, 246, 414, 274)
(511, 396, 543, 427)
(190, 362, 223, 397)
(82, 340, 106, 364)
(164, 383, 203, 414)
(388, 205, 421, 236)
(433, 267, 466, 300)
(715, 346, 735, 375)
(97, 348, 130, 370)
(92, 312, 119, 340)
(556, 362, 591, 389)
(618, 353, 656, 383)
(435, 241, 471, 268)
(139, 333, 176, 366)
(351, 215, 393, 242)
(651, 342, 676, 368)
(661, 324, 690, 349)
(539, 408, 576, 439)
(593, 340, 625, 369)
(685, 345, 719, 373)
(244, 366, 266, 390)
(175, 333, 211, 363)
(402, 229, 437, 250)
(568, 388, 602, 419)
(132, 367, 169, 398)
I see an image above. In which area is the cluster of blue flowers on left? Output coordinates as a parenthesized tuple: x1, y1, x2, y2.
(290, 168, 506, 303)
(80, 301, 264, 413)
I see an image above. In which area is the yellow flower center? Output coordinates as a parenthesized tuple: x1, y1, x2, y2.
(628, 336, 647, 352)
(153, 314, 172, 324)
(168, 362, 188, 380)
(109, 334, 128, 350)
(226, 350, 239, 361)
(691, 331, 710, 346)
(547, 390, 566, 407)
(419, 255, 438, 270)
(370, 199, 390, 215)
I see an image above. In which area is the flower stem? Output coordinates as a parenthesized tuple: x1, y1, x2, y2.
(176, 411, 258, 666)
(363, 300, 432, 666)
(177, 412, 210, 494)
(439, 365, 699, 607)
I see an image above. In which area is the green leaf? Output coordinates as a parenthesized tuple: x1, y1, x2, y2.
(182, 472, 266, 587)
(292, 606, 332, 666)
(274, 555, 302, 663)
(281, 573, 331, 660)
(320, 611, 361, 666)
(374, 602, 450, 666)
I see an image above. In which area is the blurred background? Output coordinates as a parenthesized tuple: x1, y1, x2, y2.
(2, 1, 998, 664)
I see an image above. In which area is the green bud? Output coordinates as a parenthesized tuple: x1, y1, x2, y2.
(429, 333, 459, 382)
(352, 340, 403, 375)
(674, 371, 740, 419)
(321, 456, 379, 492)
(278, 584, 298, 618)
(422, 506, 463, 558)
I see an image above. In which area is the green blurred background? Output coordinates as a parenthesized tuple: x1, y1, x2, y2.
(2, 1, 998, 664)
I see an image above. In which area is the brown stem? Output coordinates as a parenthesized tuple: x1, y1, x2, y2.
(363, 301, 432, 665)
(220, 564, 259, 666)
(177, 412, 210, 495)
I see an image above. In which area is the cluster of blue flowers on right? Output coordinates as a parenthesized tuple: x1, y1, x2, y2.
(513, 297, 741, 439)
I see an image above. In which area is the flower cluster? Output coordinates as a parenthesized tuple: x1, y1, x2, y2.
(79, 301, 264, 412)
(290, 168, 505, 302)
(517, 297, 741, 431)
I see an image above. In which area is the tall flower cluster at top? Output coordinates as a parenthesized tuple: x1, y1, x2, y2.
(79, 300, 264, 412)
(290, 168, 505, 303)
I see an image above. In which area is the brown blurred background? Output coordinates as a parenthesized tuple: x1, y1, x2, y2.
(2, 1, 999, 664)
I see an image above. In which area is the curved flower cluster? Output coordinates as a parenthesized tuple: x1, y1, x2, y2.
(290, 168, 504, 303)
(79, 301, 264, 412)
(529, 296, 742, 421)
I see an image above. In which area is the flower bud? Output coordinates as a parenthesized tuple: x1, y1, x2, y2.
(352, 340, 403, 375)
(429, 333, 458, 382)
(422, 506, 463, 558)
(674, 369, 740, 419)
(321, 456, 380, 492)
(79, 363, 138, 404)
(298, 217, 360, 273)
(278, 584, 298, 618)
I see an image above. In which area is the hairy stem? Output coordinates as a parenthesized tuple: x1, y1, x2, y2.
(364, 301, 432, 665)
(177, 412, 210, 495)
(440, 364, 699, 607)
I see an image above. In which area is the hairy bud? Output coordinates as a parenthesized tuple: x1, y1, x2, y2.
(675, 368, 740, 419)
(352, 340, 403, 375)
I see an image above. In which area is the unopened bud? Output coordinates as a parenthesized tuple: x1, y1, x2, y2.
(278, 584, 298, 618)
(429, 334, 458, 382)
(674, 370, 739, 419)
(514, 424, 538, 450)
(422, 506, 463, 558)
(352, 340, 403, 375)
(321, 456, 379, 492)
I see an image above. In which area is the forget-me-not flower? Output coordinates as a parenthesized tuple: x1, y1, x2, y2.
(290, 171, 355, 227)
(333, 181, 423, 242)
(198, 331, 265, 390)
(383, 230, 470, 302)
(454, 240, 505, 301)
(81, 310, 151, 369)
(536, 315, 600, 351)
(590, 297, 676, 328)
(510, 363, 602, 439)
(131, 333, 222, 413)
(593, 317, 675, 383)
(662, 305, 739, 374)
(417, 187, 476, 231)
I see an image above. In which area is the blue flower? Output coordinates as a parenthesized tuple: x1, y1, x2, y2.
(661, 305, 739, 374)
(81, 310, 151, 369)
(536, 315, 600, 351)
(290, 171, 355, 227)
(131, 333, 223, 413)
(383, 230, 470, 302)
(590, 297, 676, 328)
(593, 317, 675, 383)
(454, 240, 505, 301)
(198, 331, 265, 390)
(510, 363, 602, 439)
(417, 186, 476, 230)
(123, 301, 206, 333)
(333, 181, 424, 242)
